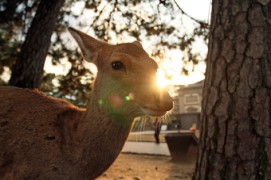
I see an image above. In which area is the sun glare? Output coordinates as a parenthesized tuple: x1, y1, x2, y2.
(156, 58, 206, 88)
(156, 69, 168, 88)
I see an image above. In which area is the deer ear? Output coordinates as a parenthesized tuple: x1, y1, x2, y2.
(68, 27, 106, 63)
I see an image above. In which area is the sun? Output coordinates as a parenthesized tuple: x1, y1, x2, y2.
(155, 59, 206, 88)
(156, 69, 168, 88)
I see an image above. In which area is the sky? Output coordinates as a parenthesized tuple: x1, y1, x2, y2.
(154, 0, 211, 86)
(177, 0, 211, 22)
(44, 0, 212, 87)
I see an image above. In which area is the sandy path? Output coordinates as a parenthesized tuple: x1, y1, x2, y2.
(97, 153, 195, 180)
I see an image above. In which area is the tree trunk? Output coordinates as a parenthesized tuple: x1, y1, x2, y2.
(194, 1, 271, 179)
(9, 0, 65, 88)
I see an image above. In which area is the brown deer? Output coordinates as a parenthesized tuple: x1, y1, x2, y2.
(0, 27, 173, 179)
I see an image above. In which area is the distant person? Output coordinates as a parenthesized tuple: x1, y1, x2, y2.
(189, 123, 196, 133)
(154, 118, 162, 144)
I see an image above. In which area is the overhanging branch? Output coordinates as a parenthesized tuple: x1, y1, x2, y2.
(172, 0, 209, 28)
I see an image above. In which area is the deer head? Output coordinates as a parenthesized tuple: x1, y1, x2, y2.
(68, 27, 173, 125)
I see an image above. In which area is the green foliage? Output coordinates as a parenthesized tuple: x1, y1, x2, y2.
(0, 0, 208, 106)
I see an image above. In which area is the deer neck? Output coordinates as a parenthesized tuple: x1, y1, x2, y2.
(78, 91, 134, 178)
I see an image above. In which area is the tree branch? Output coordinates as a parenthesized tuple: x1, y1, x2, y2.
(172, 0, 209, 28)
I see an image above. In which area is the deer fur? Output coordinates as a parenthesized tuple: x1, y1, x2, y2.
(0, 27, 173, 179)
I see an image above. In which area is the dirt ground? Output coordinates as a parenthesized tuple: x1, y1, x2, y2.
(97, 153, 195, 180)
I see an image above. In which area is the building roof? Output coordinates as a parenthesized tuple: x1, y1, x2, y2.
(175, 80, 204, 91)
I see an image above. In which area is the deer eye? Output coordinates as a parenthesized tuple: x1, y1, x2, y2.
(111, 61, 125, 70)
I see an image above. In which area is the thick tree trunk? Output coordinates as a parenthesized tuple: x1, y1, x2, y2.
(194, 1, 271, 179)
(9, 0, 65, 88)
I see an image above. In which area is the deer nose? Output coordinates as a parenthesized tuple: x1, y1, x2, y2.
(156, 90, 173, 111)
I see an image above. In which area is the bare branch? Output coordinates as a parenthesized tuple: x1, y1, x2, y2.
(172, 0, 209, 28)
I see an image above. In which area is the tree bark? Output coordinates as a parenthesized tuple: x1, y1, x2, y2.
(9, 0, 65, 88)
(194, 0, 271, 179)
